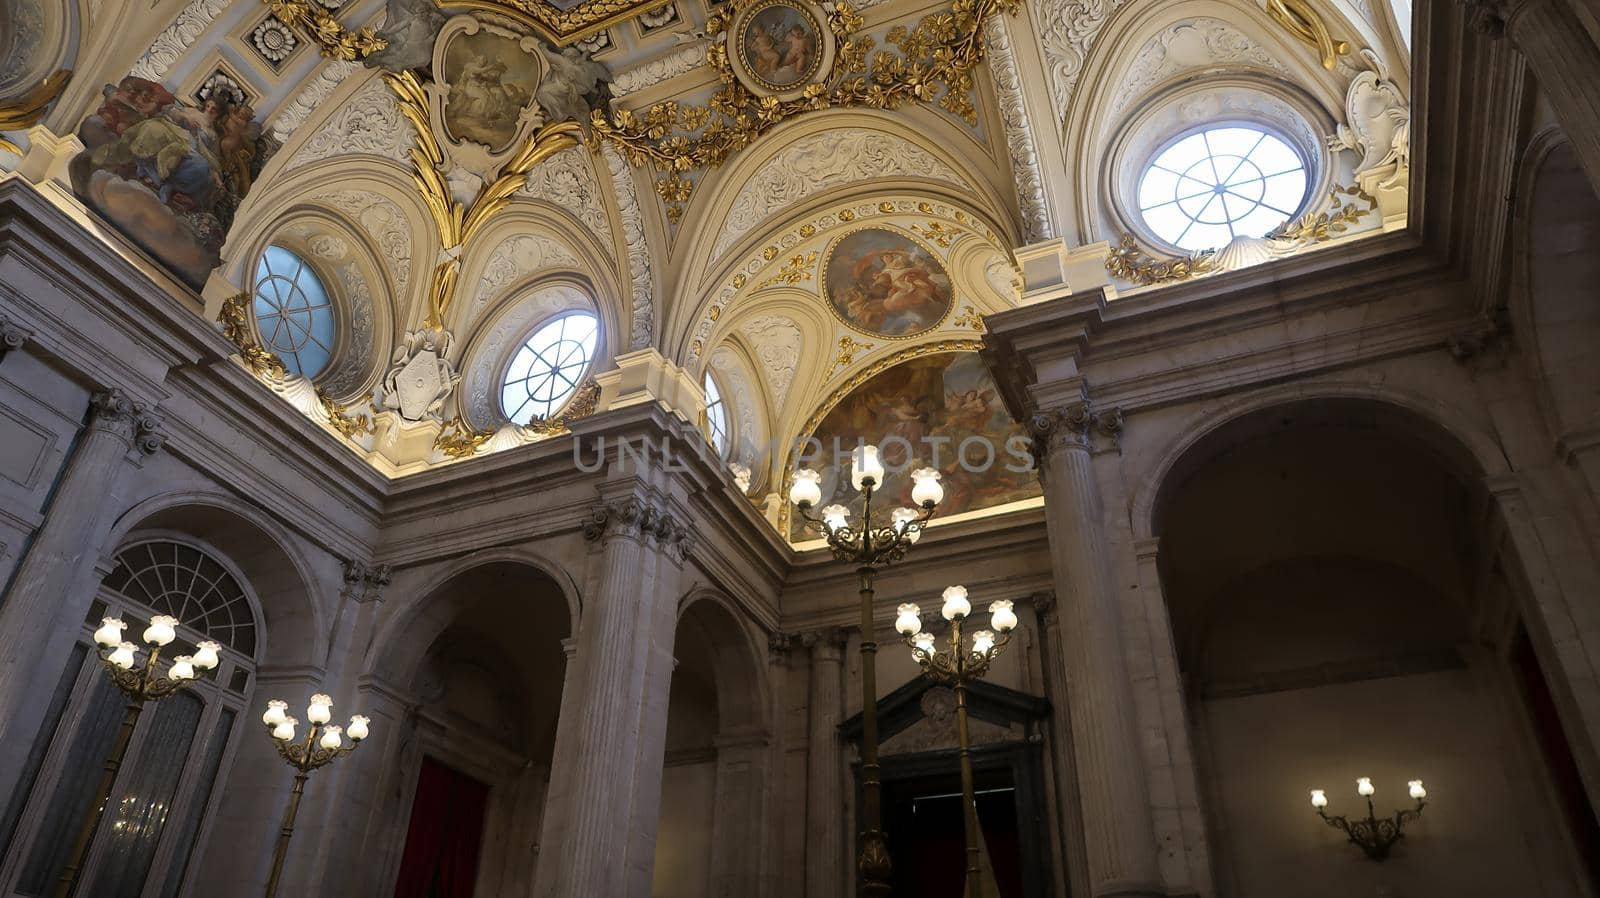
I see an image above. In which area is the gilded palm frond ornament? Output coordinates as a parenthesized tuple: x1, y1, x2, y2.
(1267, 0, 1350, 70)
(594, 0, 1019, 220)
(0, 70, 73, 155)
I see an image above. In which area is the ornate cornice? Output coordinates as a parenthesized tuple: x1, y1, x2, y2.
(341, 559, 393, 603)
(582, 497, 694, 562)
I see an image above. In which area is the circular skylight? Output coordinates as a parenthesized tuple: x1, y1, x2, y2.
(501, 312, 599, 425)
(705, 373, 729, 456)
(252, 245, 337, 379)
(1137, 125, 1309, 251)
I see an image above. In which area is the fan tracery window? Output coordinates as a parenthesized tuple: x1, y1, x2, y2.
(100, 541, 258, 656)
(1137, 125, 1309, 252)
(500, 312, 600, 425)
(252, 244, 338, 379)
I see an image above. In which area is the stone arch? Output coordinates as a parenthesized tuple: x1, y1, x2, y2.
(676, 588, 772, 731)
(102, 488, 328, 669)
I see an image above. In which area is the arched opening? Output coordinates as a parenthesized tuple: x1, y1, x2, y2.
(377, 561, 573, 897)
(1153, 399, 1600, 896)
(652, 596, 768, 898)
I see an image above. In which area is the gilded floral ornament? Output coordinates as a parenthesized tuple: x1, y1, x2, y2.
(1105, 236, 1216, 286)
(267, 0, 388, 60)
(434, 377, 601, 458)
(1265, 184, 1376, 243)
(593, 0, 1018, 219)
(218, 293, 289, 380)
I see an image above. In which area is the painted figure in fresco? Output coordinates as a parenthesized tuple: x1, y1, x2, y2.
(71, 75, 277, 288)
(827, 230, 953, 337)
(535, 44, 613, 125)
(744, 5, 817, 86)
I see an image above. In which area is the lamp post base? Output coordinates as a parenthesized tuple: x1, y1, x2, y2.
(859, 828, 892, 897)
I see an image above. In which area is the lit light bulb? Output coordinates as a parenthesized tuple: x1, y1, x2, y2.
(912, 632, 936, 655)
(272, 716, 297, 742)
(347, 715, 370, 742)
(895, 603, 923, 636)
(821, 504, 849, 531)
(911, 468, 944, 507)
(94, 617, 127, 648)
(320, 725, 343, 751)
(262, 699, 288, 727)
(940, 585, 971, 621)
(1310, 789, 1328, 809)
(1357, 777, 1375, 797)
(168, 655, 195, 682)
(143, 615, 177, 647)
(988, 599, 1018, 633)
(307, 694, 333, 725)
(109, 641, 138, 670)
(789, 469, 822, 508)
(192, 641, 221, 670)
(1408, 780, 1426, 801)
(971, 630, 996, 655)
(850, 444, 885, 491)
(891, 507, 917, 534)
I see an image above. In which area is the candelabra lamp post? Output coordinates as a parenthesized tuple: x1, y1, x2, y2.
(1309, 777, 1428, 860)
(260, 694, 369, 898)
(894, 587, 1021, 898)
(789, 445, 946, 897)
(54, 616, 221, 898)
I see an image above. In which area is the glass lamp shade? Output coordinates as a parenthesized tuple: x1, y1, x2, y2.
(94, 617, 127, 647)
(347, 715, 370, 742)
(272, 717, 297, 742)
(821, 504, 850, 531)
(891, 507, 922, 543)
(262, 700, 289, 727)
(168, 655, 196, 682)
(894, 603, 923, 636)
(971, 630, 996, 655)
(911, 468, 944, 507)
(1357, 777, 1375, 797)
(142, 615, 178, 647)
(789, 469, 823, 507)
(320, 725, 343, 751)
(988, 599, 1018, 633)
(109, 642, 138, 670)
(940, 585, 972, 620)
(850, 445, 886, 491)
(1310, 789, 1328, 809)
(192, 641, 221, 670)
(307, 694, 333, 725)
(1408, 780, 1427, 800)
(912, 632, 936, 655)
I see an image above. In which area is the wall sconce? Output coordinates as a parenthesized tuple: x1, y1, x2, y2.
(1309, 777, 1427, 860)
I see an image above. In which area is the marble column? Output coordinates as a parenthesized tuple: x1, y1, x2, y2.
(0, 315, 31, 365)
(532, 496, 691, 898)
(1030, 403, 1164, 898)
(1032, 594, 1094, 898)
(803, 627, 848, 898)
(0, 388, 162, 798)
(1472, 0, 1600, 191)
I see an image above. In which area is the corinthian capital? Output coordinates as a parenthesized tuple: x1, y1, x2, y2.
(0, 316, 32, 353)
(1028, 401, 1122, 467)
(583, 497, 694, 562)
(88, 389, 166, 457)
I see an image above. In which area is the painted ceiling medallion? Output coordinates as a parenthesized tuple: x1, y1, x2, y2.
(728, 0, 833, 96)
(432, 16, 548, 171)
(822, 227, 953, 339)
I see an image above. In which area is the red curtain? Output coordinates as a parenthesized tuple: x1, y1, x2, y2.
(393, 757, 490, 898)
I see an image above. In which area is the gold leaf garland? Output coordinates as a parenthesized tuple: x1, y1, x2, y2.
(434, 378, 601, 458)
(1105, 236, 1216, 286)
(593, 0, 1018, 220)
(218, 293, 289, 380)
(1265, 184, 1376, 243)
(267, 0, 388, 60)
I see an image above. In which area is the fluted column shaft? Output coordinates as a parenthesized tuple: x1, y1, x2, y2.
(0, 389, 162, 798)
(804, 628, 848, 898)
(532, 497, 691, 898)
(1031, 405, 1162, 897)
(1481, 0, 1600, 191)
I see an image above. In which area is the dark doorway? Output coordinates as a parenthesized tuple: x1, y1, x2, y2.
(884, 764, 1026, 898)
(392, 756, 490, 898)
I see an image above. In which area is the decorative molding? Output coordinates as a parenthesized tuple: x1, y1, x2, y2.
(712, 129, 970, 259)
(289, 76, 416, 166)
(827, 335, 875, 378)
(1029, 400, 1121, 464)
(270, 60, 362, 143)
(737, 315, 801, 413)
(1266, 0, 1351, 70)
(984, 14, 1053, 242)
(0, 315, 33, 355)
(473, 234, 582, 307)
(321, 260, 377, 397)
(603, 142, 655, 349)
(1110, 18, 1290, 117)
(1106, 234, 1215, 286)
(250, 15, 301, 69)
(582, 497, 694, 562)
(1033, 0, 1130, 124)
(462, 285, 592, 428)
(323, 190, 414, 295)
(799, 626, 849, 658)
(264, 0, 387, 61)
(129, 0, 230, 81)
(377, 326, 460, 422)
(1330, 51, 1410, 182)
(518, 146, 615, 261)
(610, 43, 707, 97)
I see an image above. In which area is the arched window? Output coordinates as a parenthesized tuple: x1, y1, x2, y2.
(704, 373, 729, 457)
(0, 540, 257, 898)
(252, 244, 338, 379)
(500, 312, 599, 425)
(1137, 125, 1309, 252)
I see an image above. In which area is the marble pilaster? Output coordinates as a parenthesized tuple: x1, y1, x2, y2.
(802, 627, 848, 898)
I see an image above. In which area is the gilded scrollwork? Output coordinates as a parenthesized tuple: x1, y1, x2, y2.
(1105, 235, 1217, 286)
